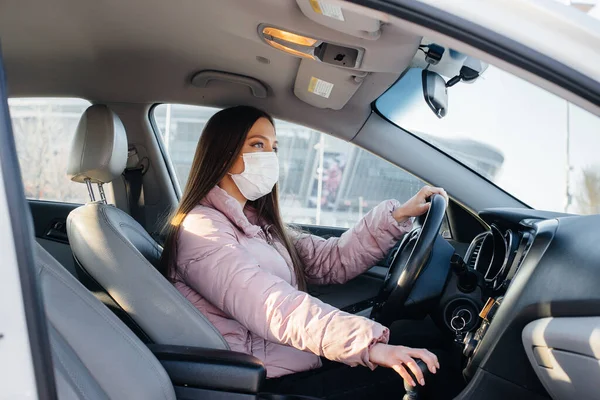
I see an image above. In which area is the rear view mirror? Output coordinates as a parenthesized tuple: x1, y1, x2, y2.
(422, 70, 448, 119)
(374, 68, 450, 122)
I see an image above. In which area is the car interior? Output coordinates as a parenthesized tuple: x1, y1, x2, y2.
(1, 0, 600, 399)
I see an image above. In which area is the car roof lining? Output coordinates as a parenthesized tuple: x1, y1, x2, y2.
(0, 0, 421, 140)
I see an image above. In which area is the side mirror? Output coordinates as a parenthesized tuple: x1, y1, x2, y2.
(422, 70, 448, 119)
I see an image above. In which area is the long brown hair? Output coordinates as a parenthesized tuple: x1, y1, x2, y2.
(159, 105, 306, 290)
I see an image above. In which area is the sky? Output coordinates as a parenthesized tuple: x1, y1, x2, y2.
(379, 2, 600, 213)
(556, 0, 597, 4)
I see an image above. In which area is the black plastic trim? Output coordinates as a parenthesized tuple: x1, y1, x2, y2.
(0, 47, 58, 399)
(28, 200, 79, 243)
(27, 199, 84, 207)
(340, 296, 377, 314)
(294, 224, 345, 238)
(479, 208, 573, 228)
(148, 344, 266, 394)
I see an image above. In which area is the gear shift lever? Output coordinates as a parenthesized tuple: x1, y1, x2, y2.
(402, 359, 430, 400)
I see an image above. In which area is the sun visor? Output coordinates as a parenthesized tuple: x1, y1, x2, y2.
(294, 59, 366, 110)
(296, 0, 382, 40)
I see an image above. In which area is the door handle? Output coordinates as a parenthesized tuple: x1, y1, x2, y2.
(45, 219, 68, 243)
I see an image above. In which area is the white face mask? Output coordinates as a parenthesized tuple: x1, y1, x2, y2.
(230, 152, 279, 201)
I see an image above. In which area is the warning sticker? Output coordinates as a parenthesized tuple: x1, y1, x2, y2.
(308, 77, 334, 99)
(309, 0, 345, 21)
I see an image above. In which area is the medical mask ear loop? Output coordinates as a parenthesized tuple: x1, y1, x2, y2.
(226, 153, 247, 177)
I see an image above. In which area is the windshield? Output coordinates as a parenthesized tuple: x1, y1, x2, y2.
(376, 62, 600, 215)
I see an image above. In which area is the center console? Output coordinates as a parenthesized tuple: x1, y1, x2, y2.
(461, 297, 502, 359)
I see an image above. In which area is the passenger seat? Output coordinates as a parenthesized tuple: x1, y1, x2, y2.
(65, 104, 228, 350)
(37, 242, 319, 399)
(36, 243, 176, 399)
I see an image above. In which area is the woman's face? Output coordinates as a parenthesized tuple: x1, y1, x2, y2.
(228, 117, 278, 175)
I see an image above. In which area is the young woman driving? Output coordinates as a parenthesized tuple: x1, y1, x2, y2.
(160, 106, 452, 399)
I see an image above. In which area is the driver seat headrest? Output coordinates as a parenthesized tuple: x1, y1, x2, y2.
(67, 104, 128, 184)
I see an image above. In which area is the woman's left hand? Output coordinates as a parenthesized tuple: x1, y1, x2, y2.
(392, 186, 448, 223)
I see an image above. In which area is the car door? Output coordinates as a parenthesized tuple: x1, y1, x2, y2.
(9, 98, 92, 276)
(298, 224, 388, 312)
(277, 131, 427, 312)
(0, 50, 56, 399)
(153, 103, 431, 312)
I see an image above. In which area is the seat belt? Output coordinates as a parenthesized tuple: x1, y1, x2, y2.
(123, 146, 147, 228)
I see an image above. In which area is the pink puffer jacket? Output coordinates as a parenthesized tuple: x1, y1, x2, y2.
(173, 186, 413, 378)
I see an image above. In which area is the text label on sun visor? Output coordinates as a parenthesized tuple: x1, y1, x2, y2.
(309, 0, 345, 21)
(308, 77, 334, 98)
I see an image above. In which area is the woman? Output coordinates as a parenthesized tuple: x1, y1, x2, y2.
(160, 106, 451, 399)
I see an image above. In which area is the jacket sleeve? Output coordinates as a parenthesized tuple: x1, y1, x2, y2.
(293, 199, 413, 285)
(178, 208, 389, 369)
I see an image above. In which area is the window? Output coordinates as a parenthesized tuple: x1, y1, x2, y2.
(10, 98, 92, 203)
(376, 63, 600, 215)
(153, 104, 425, 228)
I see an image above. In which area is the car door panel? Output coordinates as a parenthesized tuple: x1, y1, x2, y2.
(29, 200, 79, 276)
(298, 224, 386, 311)
(297, 224, 346, 239)
(308, 273, 382, 310)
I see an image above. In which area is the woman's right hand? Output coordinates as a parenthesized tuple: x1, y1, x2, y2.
(369, 343, 440, 386)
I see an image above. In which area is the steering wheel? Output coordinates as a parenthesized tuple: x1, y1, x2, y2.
(372, 194, 447, 326)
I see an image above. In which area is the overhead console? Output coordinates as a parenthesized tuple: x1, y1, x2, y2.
(255, 1, 420, 110)
(257, 24, 369, 109)
(258, 24, 365, 69)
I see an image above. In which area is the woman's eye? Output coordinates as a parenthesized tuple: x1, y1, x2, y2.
(251, 142, 264, 149)
(273, 147, 279, 153)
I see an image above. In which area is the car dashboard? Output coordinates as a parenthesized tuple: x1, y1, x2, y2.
(464, 224, 530, 293)
(454, 208, 600, 398)
(459, 216, 537, 360)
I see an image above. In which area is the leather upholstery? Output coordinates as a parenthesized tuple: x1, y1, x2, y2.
(67, 104, 128, 184)
(67, 202, 229, 350)
(66, 104, 228, 350)
(35, 243, 176, 400)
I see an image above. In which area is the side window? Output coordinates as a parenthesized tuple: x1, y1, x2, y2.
(276, 126, 424, 228)
(153, 104, 220, 184)
(9, 98, 91, 203)
(153, 104, 426, 229)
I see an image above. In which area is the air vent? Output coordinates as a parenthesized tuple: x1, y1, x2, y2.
(465, 232, 488, 272)
(467, 240, 483, 269)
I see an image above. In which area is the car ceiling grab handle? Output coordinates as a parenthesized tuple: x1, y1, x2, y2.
(191, 70, 268, 99)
